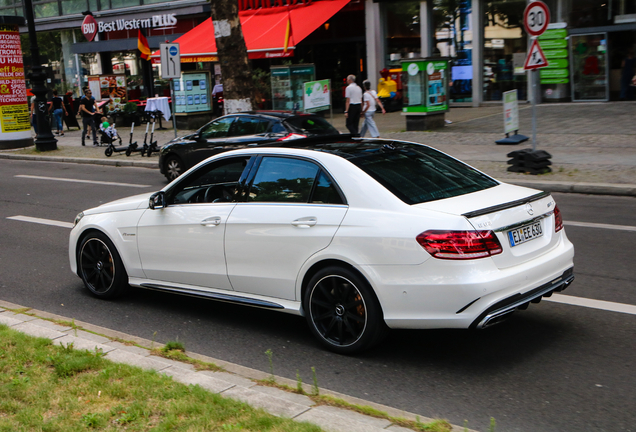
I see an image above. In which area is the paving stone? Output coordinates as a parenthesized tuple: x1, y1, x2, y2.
(0, 314, 23, 327)
(170, 371, 235, 394)
(105, 349, 172, 372)
(220, 386, 311, 418)
(12, 322, 66, 340)
(386, 425, 419, 432)
(147, 355, 195, 371)
(25, 319, 72, 332)
(1, 313, 38, 323)
(249, 384, 315, 407)
(103, 341, 152, 356)
(294, 405, 391, 432)
(66, 329, 110, 344)
(54, 335, 116, 354)
(198, 370, 256, 389)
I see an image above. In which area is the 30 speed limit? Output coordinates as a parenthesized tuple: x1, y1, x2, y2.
(524, 1, 550, 37)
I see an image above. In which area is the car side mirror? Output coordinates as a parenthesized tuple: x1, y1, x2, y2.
(149, 191, 166, 210)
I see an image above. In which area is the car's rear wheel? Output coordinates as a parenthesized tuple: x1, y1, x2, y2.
(78, 232, 128, 299)
(164, 155, 185, 181)
(304, 266, 387, 354)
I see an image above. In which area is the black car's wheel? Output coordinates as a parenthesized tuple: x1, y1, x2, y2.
(304, 266, 387, 354)
(104, 147, 113, 157)
(78, 232, 128, 299)
(164, 155, 185, 181)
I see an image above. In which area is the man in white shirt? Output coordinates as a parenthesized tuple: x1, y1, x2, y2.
(344, 74, 362, 136)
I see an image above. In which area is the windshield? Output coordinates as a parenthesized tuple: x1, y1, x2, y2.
(284, 116, 339, 136)
(347, 144, 499, 205)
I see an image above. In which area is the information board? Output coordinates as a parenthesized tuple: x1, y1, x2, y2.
(0, 23, 30, 136)
(303, 79, 331, 112)
(174, 71, 211, 113)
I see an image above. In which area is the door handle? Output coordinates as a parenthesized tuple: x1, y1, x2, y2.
(200, 216, 222, 226)
(291, 217, 317, 227)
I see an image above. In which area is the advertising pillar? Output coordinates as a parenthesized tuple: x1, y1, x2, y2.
(0, 16, 32, 149)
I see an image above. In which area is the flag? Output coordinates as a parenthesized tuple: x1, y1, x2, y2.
(138, 29, 151, 60)
(283, 13, 292, 54)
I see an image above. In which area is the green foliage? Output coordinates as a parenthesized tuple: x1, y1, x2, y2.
(162, 340, 186, 353)
(489, 417, 497, 432)
(122, 102, 138, 114)
(265, 349, 275, 382)
(296, 369, 304, 394)
(311, 367, 319, 396)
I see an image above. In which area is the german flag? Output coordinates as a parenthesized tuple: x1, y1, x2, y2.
(138, 29, 151, 60)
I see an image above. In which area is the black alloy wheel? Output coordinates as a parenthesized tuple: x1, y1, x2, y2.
(304, 266, 387, 354)
(164, 155, 185, 181)
(78, 232, 128, 299)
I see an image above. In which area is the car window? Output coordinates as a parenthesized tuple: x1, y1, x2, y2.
(311, 171, 344, 204)
(248, 157, 320, 203)
(200, 117, 234, 139)
(268, 121, 286, 133)
(230, 116, 270, 136)
(348, 145, 499, 204)
(169, 156, 250, 205)
(284, 116, 339, 135)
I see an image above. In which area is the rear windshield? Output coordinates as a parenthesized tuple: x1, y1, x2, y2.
(347, 144, 499, 204)
(284, 116, 339, 135)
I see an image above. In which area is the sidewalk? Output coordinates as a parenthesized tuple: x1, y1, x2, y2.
(0, 301, 474, 432)
(1, 101, 635, 195)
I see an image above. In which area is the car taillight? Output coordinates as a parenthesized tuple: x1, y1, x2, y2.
(277, 133, 307, 141)
(416, 230, 503, 260)
(554, 205, 563, 232)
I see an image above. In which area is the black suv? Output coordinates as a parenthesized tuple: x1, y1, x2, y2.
(159, 112, 339, 181)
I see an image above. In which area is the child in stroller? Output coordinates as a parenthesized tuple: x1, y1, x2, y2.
(99, 117, 121, 145)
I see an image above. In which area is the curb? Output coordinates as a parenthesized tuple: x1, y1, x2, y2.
(0, 300, 476, 432)
(3, 152, 636, 197)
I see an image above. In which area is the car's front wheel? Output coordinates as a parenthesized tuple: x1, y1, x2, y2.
(304, 266, 387, 354)
(164, 155, 185, 181)
(78, 232, 128, 299)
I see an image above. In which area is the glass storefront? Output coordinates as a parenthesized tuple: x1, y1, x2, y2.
(571, 33, 609, 101)
(0, 0, 174, 18)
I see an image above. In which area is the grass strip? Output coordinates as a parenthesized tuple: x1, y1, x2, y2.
(0, 324, 322, 432)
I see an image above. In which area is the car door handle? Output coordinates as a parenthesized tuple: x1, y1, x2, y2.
(291, 217, 317, 227)
(200, 216, 222, 226)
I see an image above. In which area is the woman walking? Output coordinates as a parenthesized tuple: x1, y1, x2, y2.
(49, 90, 68, 136)
(360, 80, 385, 138)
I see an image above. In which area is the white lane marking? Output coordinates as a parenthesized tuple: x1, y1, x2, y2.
(565, 221, 636, 232)
(15, 175, 151, 188)
(7, 215, 74, 229)
(545, 294, 636, 316)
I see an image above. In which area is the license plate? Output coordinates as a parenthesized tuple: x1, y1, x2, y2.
(508, 221, 543, 247)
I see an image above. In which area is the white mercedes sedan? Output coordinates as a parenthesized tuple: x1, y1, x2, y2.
(70, 138, 574, 354)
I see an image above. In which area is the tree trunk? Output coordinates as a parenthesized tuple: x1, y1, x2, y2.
(211, 0, 256, 114)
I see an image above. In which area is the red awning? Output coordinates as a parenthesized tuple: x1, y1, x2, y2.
(152, 0, 349, 62)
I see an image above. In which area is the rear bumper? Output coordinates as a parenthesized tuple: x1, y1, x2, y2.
(470, 267, 574, 329)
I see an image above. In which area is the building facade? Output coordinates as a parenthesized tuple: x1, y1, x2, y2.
(5, 0, 636, 105)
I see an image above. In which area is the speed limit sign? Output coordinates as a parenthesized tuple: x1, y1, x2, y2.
(524, 1, 550, 37)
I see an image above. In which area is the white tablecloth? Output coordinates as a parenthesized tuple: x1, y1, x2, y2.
(145, 97, 171, 122)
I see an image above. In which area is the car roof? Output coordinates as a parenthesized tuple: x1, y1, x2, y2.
(228, 111, 324, 121)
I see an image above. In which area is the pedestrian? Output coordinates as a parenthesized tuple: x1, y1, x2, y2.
(79, 90, 101, 146)
(620, 48, 635, 100)
(48, 90, 67, 136)
(344, 74, 362, 136)
(30, 95, 38, 137)
(81, 87, 96, 139)
(360, 80, 385, 138)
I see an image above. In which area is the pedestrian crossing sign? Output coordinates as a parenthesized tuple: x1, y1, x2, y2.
(524, 39, 549, 70)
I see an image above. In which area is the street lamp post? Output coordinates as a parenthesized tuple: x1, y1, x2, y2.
(23, 0, 57, 151)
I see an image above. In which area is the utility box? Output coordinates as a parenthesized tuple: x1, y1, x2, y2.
(400, 58, 450, 130)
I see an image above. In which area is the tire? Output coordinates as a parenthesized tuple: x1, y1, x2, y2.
(77, 232, 128, 299)
(125, 147, 132, 156)
(164, 155, 185, 181)
(104, 147, 113, 157)
(303, 266, 387, 354)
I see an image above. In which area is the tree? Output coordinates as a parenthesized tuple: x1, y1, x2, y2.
(211, 0, 257, 114)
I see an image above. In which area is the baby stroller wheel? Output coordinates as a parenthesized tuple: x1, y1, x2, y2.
(105, 147, 113, 157)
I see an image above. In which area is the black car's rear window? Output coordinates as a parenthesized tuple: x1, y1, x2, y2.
(347, 144, 499, 205)
(284, 116, 339, 135)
